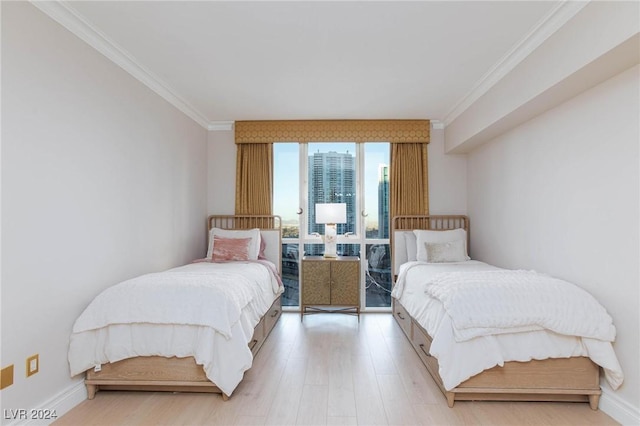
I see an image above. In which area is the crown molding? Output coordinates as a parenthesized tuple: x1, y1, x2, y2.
(443, 0, 590, 126)
(208, 121, 235, 131)
(30, 0, 211, 129)
(30, 1, 587, 132)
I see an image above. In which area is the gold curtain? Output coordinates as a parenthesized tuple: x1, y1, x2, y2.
(235, 120, 429, 143)
(235, 143, 273, 218)
(390, 143, 429, 218)
(234, 120, 430, 226)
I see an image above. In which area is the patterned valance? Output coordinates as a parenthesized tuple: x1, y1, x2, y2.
(235, 120, 430, 144)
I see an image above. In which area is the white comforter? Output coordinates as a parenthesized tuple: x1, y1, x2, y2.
(394, 261, 624, 391)
(68, 261, 283, 396)
(425, 269, 616, 343)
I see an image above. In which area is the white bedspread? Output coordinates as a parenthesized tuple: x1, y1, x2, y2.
(68, 261, 283, 396)
(426, 269, 617, 343)
(394, 261, 624, 391)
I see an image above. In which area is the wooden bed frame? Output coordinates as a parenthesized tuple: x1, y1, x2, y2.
(85, 215, 283, 400)
(391, 215, 601, 409)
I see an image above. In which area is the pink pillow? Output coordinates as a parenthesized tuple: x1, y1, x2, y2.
(212, 236, 251, 261)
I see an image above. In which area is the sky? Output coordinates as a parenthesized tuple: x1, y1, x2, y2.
(274, 142, 389, 228)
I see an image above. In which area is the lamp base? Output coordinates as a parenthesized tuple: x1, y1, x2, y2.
(323, 223, 338, 258)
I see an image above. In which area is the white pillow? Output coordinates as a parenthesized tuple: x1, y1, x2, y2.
(424, 240, 468, 263)
(392, 231, 419, 276)
(405, 232, 417, 261)
(206, 228, 261, 260)
(414, 228, 469, 262)
(393, 231, 409, 270)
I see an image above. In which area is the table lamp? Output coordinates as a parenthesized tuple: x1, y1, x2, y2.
(315, 203, 347, 258)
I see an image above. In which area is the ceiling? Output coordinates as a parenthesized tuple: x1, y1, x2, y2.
(53, 1, 563, 128)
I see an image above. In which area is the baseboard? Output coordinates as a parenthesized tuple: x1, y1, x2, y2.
(7, 380, 87, 426)
(600, 387, 640, 426)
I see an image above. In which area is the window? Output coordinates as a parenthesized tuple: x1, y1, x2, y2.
(274, 142, 392, 309)
(274, 144, 299, 306)
(363, 143, 391, 307)
(307, 143, 357, 256)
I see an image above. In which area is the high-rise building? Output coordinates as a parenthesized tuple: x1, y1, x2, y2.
(378, 164, 390, 239)
(307, 150, 356, 255)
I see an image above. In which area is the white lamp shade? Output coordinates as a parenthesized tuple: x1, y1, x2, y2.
(315, 203, 347, 224)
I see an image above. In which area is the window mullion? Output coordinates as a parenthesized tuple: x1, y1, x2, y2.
(300, 142, 312, 243)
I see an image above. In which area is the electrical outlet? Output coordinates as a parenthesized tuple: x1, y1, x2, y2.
(1, 365, 14, 389)
(26, 354, 39, 377)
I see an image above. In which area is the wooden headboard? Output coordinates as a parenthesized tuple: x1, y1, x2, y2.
(207, 215, 282, 274)
(391, 215, 469, 277)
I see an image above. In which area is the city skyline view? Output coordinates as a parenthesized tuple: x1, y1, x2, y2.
(274, 142, 390, 231)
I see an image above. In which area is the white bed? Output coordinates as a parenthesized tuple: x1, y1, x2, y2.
(68, 215, 284, 400)
(391, 215, 623, 409)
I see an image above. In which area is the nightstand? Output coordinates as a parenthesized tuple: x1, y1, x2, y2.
(300, 256, 360, 320)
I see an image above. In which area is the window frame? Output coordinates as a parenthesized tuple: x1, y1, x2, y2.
(278, 142, 391, 312)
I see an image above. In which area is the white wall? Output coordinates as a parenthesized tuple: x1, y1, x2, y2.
(207, 130, 236, 215)
(467, 66, 639, 418)
(427, 128, 467, 215)
(1, 2, 208, 419)
(207, 127, 468, 215)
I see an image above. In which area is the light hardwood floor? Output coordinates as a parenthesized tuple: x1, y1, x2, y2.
(54, 313, 618, 426)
